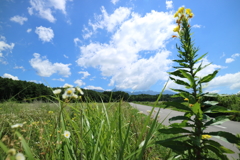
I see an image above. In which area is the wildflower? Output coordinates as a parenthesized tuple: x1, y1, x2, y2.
(186, 8, 192, 15)
(15, 153, 25, 160)
(184, 98, 189, 101)
(147, 110, 151, 113)
(178, 7, 185, 13)
(72, 94, 78, 99)
(189, 13, 194, 18)
(63, 130, 71, 138)
(63, 83, 73, 88)
(138, 111, 143, 114)
(202, 134, 211, 139)
(48, 111, 53, 114)
(53, 89, 61, 95)
(62, 88, 76, 99)
(174, 12, 178, 18)
(76, 87, 84, 95)
(173, 26, 180, 32)
(11, 123, 24, 128)
(8, 148, 16, 156)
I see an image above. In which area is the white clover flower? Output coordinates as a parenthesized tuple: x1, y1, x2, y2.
(53, 89, 61, 95)
(147, 110, 151, 113)
(11, 123, 24, 128)
(63, 130, 71, 138)
(76, 87, 84, 95)
(15, 152, 25, 160)
(63, 83, 73, 88)
(62, 88, 76, 99)
(138, 111, 143, 114)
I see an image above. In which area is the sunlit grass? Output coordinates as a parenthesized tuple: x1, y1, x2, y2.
(0, 101, 177, 159)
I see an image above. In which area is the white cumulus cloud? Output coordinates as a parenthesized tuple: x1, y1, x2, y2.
(29, 53, 71, 77)
(74, 79, 85, 86)
(2, 73, 19, 80)
(35, 26, 54, 42)
(10, 15, 28, 25)
(77, 8, 175, 90)
(74, 38, 81, 46)
(166, 1, 173, 10)
(208, 72, 240, 91)
(111, 0, 119, 5)
(89, 6, 131, 32)
(84, 85, 104, 90)
(27, 28, 32, 33)
(78, 71, 90, 79)
(225, 53, 240, 63)
(192, 24, 202, 28)
(0, 36, 15, 64)
(52, 78, 65, 81)
(28, 0, 70, 23)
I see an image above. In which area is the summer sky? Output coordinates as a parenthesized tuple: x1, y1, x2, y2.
(0, 0, 239, 94)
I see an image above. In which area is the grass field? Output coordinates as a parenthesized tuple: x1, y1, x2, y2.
(0, 101, 180, 160)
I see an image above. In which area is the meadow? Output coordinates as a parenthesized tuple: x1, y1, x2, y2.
(0, 100, 180, 160)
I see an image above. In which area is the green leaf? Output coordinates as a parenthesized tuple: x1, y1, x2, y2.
(206, 140, 234, 154)
(168, 70, 186, 78)
(164, 102, 192, 112)
(173, 79, 191, 88)
(199, 70, 219, 83)
(170, 89, 190, 98)
(179, 70, 195, 88)
(204, 145, 228, 160)
(170, 122, 194, 128)
(204, 116, 230, 127)
(158, 128, 192, 134)
(169, 116, 193, 122)
(204, 93, 219, 97)
(207, 131, 240, 144)
(179, 62, 190, 68)
(155, 140, 190, 154)
(194, 52, 208, 63)
(15, 131, 35, 160)
(191, 103, 203, 119)
(203, 105, 240, 113)
(204, 101, 219, 106)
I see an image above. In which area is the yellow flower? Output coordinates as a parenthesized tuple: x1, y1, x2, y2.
(202, 134, 212, 139)
(189, 13, 194, 18)
(178, 7, 185, 13)
(48, 111, 53, 114)
(184, 98, 189, 101)
(173, 26, 180, 32)
(64, 130, 71, 138)
(174, 12, 179, 18)
(186, 8, 192, 15)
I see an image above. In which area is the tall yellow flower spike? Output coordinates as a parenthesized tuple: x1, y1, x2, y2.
(186, 8, 192, 15)
(173, 26, 180, 32)
(178, 7, 185, 13)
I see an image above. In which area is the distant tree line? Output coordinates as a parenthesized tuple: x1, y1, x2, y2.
(0, 77, 181, 103)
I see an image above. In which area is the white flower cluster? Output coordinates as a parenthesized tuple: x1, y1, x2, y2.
(52, 83, 84, 100)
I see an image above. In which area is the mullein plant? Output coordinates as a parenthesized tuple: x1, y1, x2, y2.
(156, 7, 240, 160)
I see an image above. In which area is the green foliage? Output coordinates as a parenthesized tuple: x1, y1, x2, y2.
(156, 7, 240, 160)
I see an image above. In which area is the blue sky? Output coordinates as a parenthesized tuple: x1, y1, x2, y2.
(0, 0, 239, 94)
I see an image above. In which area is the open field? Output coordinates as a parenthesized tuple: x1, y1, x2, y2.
(0, 101, 178, 160)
